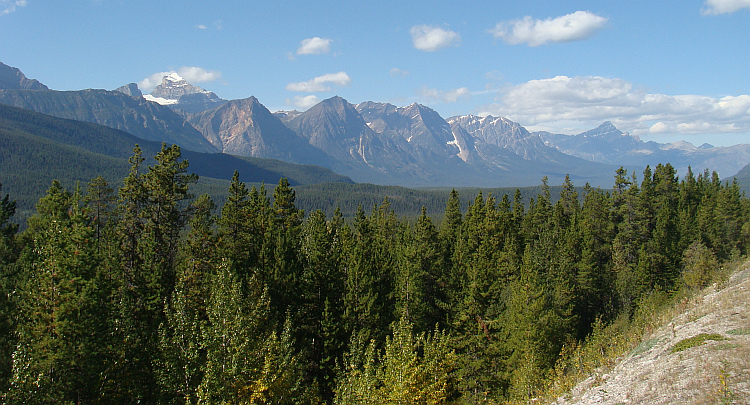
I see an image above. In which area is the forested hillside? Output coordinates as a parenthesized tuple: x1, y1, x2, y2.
(0, 145, 747, 404)
(0, 104, 352, 223)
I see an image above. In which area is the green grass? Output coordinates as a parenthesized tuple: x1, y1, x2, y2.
(726, 327, 750, 335)
(670, 334, 728, 354)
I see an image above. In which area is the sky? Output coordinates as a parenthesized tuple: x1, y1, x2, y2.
(1, 0, 749, 147)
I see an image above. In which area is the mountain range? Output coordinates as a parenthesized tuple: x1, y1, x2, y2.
(2, 61, 749, 189)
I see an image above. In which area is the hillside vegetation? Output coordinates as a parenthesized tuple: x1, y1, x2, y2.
(0, 145, 747, 404)
(545, 258, 750, 404)
(0, 103, 351, 223)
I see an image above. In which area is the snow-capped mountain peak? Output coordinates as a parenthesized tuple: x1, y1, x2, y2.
(165, 72, 184, 83)
(141, 74, 227, 112)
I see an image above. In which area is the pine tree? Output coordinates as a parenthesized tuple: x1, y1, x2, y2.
(156, 194, 216, 404)
(112, 144, 198, 401)
(576, 185, 614, 335)
(395, 207, 444, 333)
(268, 178, 304, 321)
(6, 185, 99, 403)
(298, 209, 346, 402)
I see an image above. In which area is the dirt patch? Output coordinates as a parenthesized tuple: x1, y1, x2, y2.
(552, 262, 750, 405)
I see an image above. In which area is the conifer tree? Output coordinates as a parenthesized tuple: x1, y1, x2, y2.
(298, 209, 346, 402)
(198, 262, 308, 404)
(156, 194, 216, 404)
(335, 314, 456, 405)
(113, 144, 197, 401)
(268, 178, 304, 321)
(6, 184, 100, 403)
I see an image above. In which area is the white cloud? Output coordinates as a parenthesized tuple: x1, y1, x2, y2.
(285, 72, 351, 92)
(410, 25, 461, 52)
(390, 68, 410, 77)
(1, 0, 26, 15)
(479, 75, 750, 137)
(417, 86, 470, 103)
(195, 24, 207, 30)
(138, 67, 222, 93)
(297, 37, 332, 55)
(287, 95, 321, 110)
(702, 0, 750, 14)
(489, 11, 608, 46)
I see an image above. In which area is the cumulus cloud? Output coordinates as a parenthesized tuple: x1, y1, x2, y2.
(488, 11, 608, 46)
(1, 0, 26, 16)
(479, 75, 750, 137)
(417, 86, 471, 103)
(285, 72, 351, 92)
(195, 24, 207, 29)
(702, 0, 750, 14)
(287, 95, 321, 110)
(296, 37, 333, 55)
(138, 67, 222, 93)
(410, 25, 461, 52)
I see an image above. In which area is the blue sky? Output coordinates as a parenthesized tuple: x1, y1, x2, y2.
(1, 0, 749, 146)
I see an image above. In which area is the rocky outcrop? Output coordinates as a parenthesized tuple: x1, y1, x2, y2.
(0, 62, 49, 90)
(114, 82, 143, 98)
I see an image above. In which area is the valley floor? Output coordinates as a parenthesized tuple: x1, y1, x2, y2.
(552, 262, 750, 405)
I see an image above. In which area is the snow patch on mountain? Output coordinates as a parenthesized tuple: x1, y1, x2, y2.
(144, 94, 179, 105)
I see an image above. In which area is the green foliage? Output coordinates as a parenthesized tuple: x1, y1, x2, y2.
(670, 333, 728, 353)
(2, 148, 748, 403)
(335, 315, 456, 405)
(682, 240, 719, 289)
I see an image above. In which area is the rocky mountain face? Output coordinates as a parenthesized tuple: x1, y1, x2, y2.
(356, 101, 459, 162)
(270, 96, 615, 187)
(0, 88, 218, 153)
(282, 96, 421, 184)
(4, 62, 748, 188)
(449, 115, 558, 161)
(144, 73, 227, 113)
(114, 82, 143, 98)
(0, 62, 49, 91)
(185, 96, 333, 166)
(537, 122, 750, 178)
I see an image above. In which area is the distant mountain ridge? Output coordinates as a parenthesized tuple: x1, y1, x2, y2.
(537, 122, 750, 178)
(0, 88, 219, 153)
(2, 61, 749, 189)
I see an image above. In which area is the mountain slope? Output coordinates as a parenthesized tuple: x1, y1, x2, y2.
(0, 62, 49, 91)
(538, 122, 750, 178)
(725, 162, 750, 194)
(0, 88, 218, 153)
(0, 104, 352, 207)
(285, 96, 422, 184)
(448, 114, 620, 187)
(186, 96, 334, 166)
(552, 262, 750, 404)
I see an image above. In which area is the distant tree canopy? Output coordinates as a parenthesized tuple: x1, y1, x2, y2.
(0, 146, 748, 404)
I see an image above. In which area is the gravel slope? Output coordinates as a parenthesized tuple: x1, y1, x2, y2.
(553, 262, 750, 405)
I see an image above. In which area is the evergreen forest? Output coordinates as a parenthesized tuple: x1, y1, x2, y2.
(0, 143, 748, 404)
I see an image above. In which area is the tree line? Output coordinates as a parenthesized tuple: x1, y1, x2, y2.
(0, 144, 747, 404)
